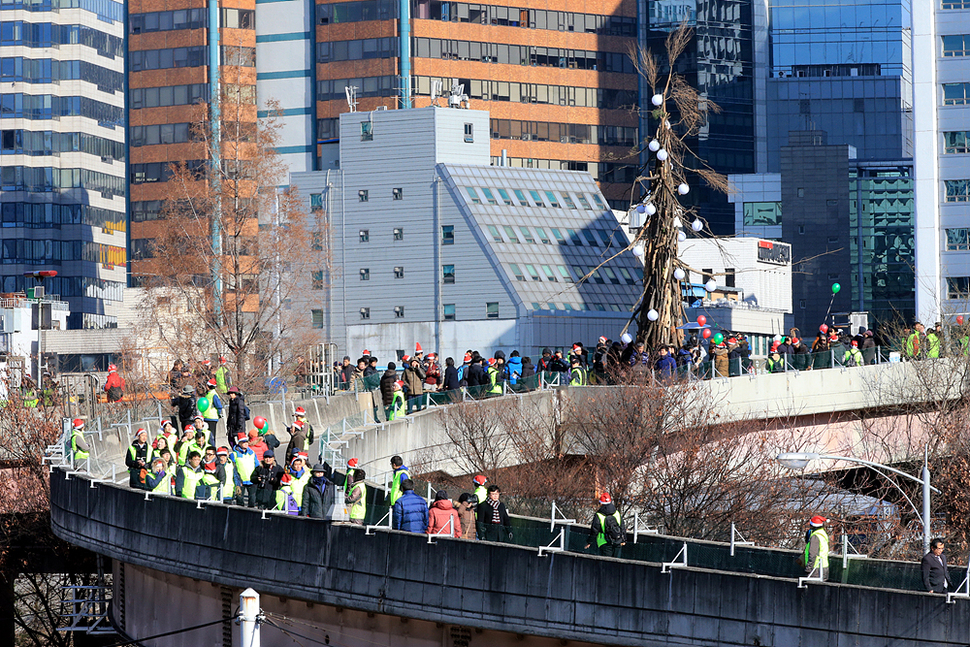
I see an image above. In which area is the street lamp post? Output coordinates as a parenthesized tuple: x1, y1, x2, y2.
(776, 451, 939, 555)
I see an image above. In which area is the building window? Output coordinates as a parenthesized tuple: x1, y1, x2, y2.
(394, 305, 405, 318)
(394, 266, 404, 278)
(945, 180, 970, 202)
(503, 226, 519, 243)
(467, 187, 482, 204)
(828, 237, 839, 244)
(487, 225, 503, 243)
(510, 264, 526, 281)
(944, 131, 970, 154)
(798, 225, 806, 235)
(536, 227, 551, 243)
(443, 304, 455, 320)
(542, 265, 557, 282)
(393, 227, 404, 241)
(942, 35, 970, 56)
(360, 307, 370, 320)
(525, 264, 541, 281)
(359, 229, 369, 242)
(359, 189, 369, 202)
(724, 268, 735, 288)
(486, 302, 499, 318)
(464, 122, 474, 142)
(360, 268, 370, 280)
(443, 264, 455, 284)
(392, 187, 403, 200)
(310, 193, 323, 209)
(943, 0, 970, 8)
(799, 299, 806, 309)
(948, 276, 970, 299)
(311, 309, 324, 329)
(946, 228, 970, 251)
(520, 227, 535, 243)
(743, 202, 782, 226)
(311, 270, 325, 290)
(361, 121, 373, 141)
(943, 82, 970, 105)
(442, 225, 454, 245)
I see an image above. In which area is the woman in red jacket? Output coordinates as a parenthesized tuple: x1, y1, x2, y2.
(427, 490, 462, 538)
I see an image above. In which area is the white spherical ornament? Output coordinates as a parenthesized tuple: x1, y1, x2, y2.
(632, 245, 645, 258)
(645, 203, 657, 216)
(677, 231, 687, 243)
(678, 183, 690, 195)
(691, 219, 703, 232)
(673, 216, 682, 229)
(651, 94, 664, 107)
(648, 140, 661, 152)
(773, 334, 782, 342)
(705, 278, 717, 292)
(647, 309, 659, 321)
(673, 268, 686, 281)
(621, 333, 633, 344)
(656, 149, 668, 161)
(664, 120, 672, 129)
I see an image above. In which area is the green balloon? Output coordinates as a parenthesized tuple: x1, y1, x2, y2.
(712, 333, 724, 345)
(196, 397, 209, 413)
(832, 283, 841, 294)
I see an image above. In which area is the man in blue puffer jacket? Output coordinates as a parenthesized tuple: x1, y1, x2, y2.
(504, 350, 523, 385)
(392, 479, 428, 533)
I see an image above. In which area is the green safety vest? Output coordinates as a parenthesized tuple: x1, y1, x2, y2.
(389, 391, 405, 420)
(232, 450, 256, 485)
(71, 430, 89, 461)
(927, 333, 941, 358)
(569, 367, 587, 386)
(287, 470, 310, 508)
(804, 528, 829, 570)
(843, 348, 863, 366)
(221, 460, 235, 497)
(202, 467, 221, 500)
(344, 468, 357, 495)
(595, 511, 622, 548)
(178, 465, 205, 499)
(150, 468, 172, 495)
(389, 466, 410, 506)
(202, 389, 219, 420)
(349, 481, 367, 520)
(961, 336, 970, 357)
(487, 366, 502, 394)
(473, 485, 488, 505)
(215, 366, 230, 394)
(178, 440, 201, 466)
(905, 332, 920, 357)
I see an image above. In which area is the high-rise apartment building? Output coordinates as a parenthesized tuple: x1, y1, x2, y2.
(913, 0, 970, 322)
(309, 0, 641, 206)
(127, 0, 257, 281)
(0, 0, 127, 328)
(765, 0, 913, 171)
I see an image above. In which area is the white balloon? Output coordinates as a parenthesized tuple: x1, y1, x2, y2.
(664, 120, 672, 129)
(647, 309, 659, 321)
(691, 219, 703, 232)
(648, 139, 661, 152)
(673, 216, 682, 229)
(621, 333, 633, 344)
(705, 278, 717, 292)
(673, 268, 686, 280)
(656, 149, 668, 161)
(773, 334, 782, 342)
(678, 183, 690, 195)
(645, 203, 657, 215)
(632, 245, 645, 258)
(678, 231, 687, 243)
(651, 94, 664, 107)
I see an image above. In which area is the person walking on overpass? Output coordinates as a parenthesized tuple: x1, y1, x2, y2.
(476, 485, 512, 543)
(804, 515, 830, 581)
(388, 455, 410, 506)
(345, 468, 367, 525)
(584, 493, 626, 557)
(392, 479, 428, 533)
(922, 538, 952, 593)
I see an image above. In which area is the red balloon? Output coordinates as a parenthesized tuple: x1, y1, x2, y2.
(701, 328, 712, 339)
(697, 315, 707, 326)
(253, 416, 267, 431)
(959, 315, 965, 325)
(819, 324, 829, 333)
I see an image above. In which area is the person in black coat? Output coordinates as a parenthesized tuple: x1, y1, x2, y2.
(379, 362, 398, 407)
(922, 539, 952, 593)
(172, 385, 197, 432)
(467, 358, 486, 387)
(443, 357, 460, 391)
(225, 387, 249, 447)
(302, 463, 334, 519)
(476, 485, 512, 542)
(250, 450, 284, 510)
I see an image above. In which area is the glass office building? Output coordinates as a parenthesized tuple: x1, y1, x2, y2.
(0, 0, 128, 327)
(766, 0, 913, 171)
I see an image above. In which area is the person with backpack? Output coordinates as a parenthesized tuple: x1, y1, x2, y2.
(584, 492, 626, 557)
(225, 386, 249, 447)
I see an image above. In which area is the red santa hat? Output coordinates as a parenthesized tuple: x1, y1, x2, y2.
(415, 342, 423, 353)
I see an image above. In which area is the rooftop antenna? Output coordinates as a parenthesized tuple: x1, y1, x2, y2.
(448, 81, 469, 109)
(430, 79, 443, 107)
(345, 85, 358, 113)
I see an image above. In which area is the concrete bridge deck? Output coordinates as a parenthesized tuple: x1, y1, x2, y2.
(50, 467, 970, 647)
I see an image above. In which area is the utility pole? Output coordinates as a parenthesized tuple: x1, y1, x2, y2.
(237, 588, 261, 647)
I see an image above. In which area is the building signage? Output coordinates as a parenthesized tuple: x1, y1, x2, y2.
(757, 240, 790, 265)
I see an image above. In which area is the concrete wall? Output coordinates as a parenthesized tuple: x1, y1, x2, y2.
(51, 469, 970, 647)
